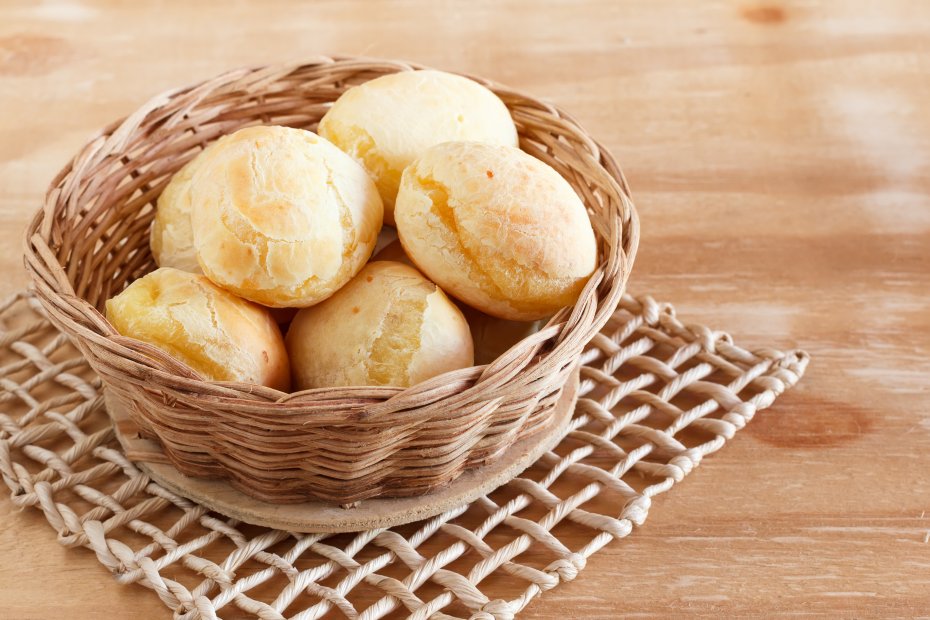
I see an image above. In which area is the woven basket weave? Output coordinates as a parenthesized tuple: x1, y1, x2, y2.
(22, 57, 639, 504)
(0, 291, 808, 619)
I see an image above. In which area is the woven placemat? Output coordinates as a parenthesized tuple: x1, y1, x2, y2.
(0, 290, 807, 619)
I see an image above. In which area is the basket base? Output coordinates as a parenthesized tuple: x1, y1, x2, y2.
(106, 365, 579, 533)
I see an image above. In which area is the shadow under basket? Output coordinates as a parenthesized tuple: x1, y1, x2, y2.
(23, 56, 640, 505)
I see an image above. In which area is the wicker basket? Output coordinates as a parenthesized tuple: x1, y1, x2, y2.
(23, 57, 639, 504)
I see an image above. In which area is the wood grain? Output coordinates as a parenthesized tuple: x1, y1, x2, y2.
(1, 0, 928, 617)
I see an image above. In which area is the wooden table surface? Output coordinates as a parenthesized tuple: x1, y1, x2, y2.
(1, 1, 928, 617)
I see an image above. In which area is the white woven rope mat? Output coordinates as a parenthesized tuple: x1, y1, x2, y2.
(0, 290, 807, 619)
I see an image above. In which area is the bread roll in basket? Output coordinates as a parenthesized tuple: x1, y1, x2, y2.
(23, 57, 639, 504)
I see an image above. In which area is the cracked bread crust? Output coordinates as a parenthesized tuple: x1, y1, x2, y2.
(395, 141, 597, 321)
(318, 70, 518, 225)
(189, 126, 383, 307)
(105, 267, 290, 391)
(286, 261, 473, 389)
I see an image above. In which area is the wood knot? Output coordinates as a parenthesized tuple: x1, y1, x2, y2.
(747, 391, 873, 448)
(741, 5, 787, 25)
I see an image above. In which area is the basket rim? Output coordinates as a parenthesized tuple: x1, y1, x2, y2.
(22, 55, 640, 417)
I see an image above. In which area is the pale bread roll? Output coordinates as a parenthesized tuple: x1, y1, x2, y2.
(190, 125, 383, 307)
(373, 240, 544, 364)
(150, 141, 221, 273)
(105, 267, 290, 391)
(395, 141, 598, 321)
(318, 70, 518, 225)
(286, 261, 473, 389)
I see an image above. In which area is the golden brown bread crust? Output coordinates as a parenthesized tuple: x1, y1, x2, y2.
(105, 267, 290, 391)
(374, 239, 544, 363)
(189, 125, 383, 307)
(286, 261, 473, 389)
(394, 141, 597, 321)
(318, 70, 518, 226)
